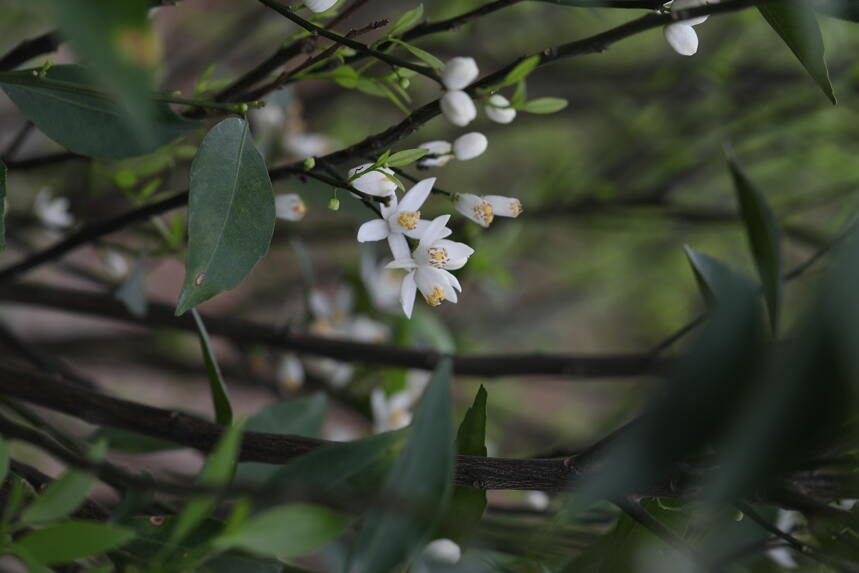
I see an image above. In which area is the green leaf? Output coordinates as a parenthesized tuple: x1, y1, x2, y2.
(175, 117, 275, 315)
(389, 4, 424, 37)
(759, 1, 836, 104)
(814, 0, 859, 21)
(192, 309, 233, 425)
(206, 553, 299, 573)
(385, 148, 428, 168)
(0, 66, 199, 159)
(438, 385, 487, 543)
(519, 97, 568, 114)
(682, 245, 736, 310)
(122, 515, 223, 556)
(501, 55, 540, 88)
(89, 426, 181, 454)
(235, 394, 327, 485)
(0, 435, 8, 484)
(21, 469, 93, 525)
(114, 252, 148, 317)
(0, 160, 5, 250)
(215, 504, 349, 559)
(389, 38, 444, 71)
(727, 153, 783, 334)
(349, 358, 455, 573)
(331, 65, 360, 89)
(13, 521, 135, 565)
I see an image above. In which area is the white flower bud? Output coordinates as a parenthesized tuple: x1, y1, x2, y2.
(526, 491, 550, 511)
(277, 354, 304, 392)
(275, 194, 306, 221)
(485, 195, 522, 218)
(485, 94, 516, 124)
(453, 193, 494, 228)
(305, 0, 337, 13)
(441, 57, 479, 90)
(423, 539, 461, 564)
(440, 90, 477, 127)
(418, 140, 453, 167)
(34, 188, 73, 229)
(664, 23, 699, 56)
(453, 132, 488, 161)
(103, 251, 129, 279)
(348, 163, 397, 197)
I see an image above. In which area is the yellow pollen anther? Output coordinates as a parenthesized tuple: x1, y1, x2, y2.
(427, 247, 449, 268)
(511, 200, 523, 217)
(426, 287, 446, 307)
(294, 202, 307, 216)
(389, 409, 408, 428)
(474, 202, 494, 226)
(397, 211, 420, 231)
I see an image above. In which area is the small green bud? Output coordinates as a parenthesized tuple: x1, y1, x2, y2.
(304, 157, 316, 170)
(399, 77, 410, 89)
(733, 511, 744, 522)
(328, 197, 340, 211)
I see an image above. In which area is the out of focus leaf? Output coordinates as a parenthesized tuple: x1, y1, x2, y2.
(206, 553, 304, 573)
(191, 309, 233, 425)
(89, 426, 180, 454)
(814, 0, 859, 21)
(21, 469, 93, 525)
(176, 118, 275, 315)
(349, 358, 455, 573)
(759, 1, 836, 103)
(0, 160, 5, 250)
(12, 521, 135, 565)
(0, 66, 198, 159)
(389, 4, 424, 37)
(0, 435, 8, 484)
(520, 97, 568, 114)
(683, 245, 736, 309)
(115, 252, 148, 317)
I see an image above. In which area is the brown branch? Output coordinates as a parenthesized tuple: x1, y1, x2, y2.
(0, 31, 61, 71)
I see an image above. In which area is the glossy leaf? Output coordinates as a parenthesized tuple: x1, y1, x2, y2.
(349, 358, 455, 573)
(191, 309, 233, 425)
(683, 245, 737, 310)
(728, 153, 783, 334)
(21, 469, 93, 525)
(0, 66, 198, 159)
(385, 148, 428, 168)
(114, 252, 148, 317)
(759, 1, 836, 104)
(13, 521, 135, 565)
(215, 503, 349, 559)
(175, 117, 275, 315)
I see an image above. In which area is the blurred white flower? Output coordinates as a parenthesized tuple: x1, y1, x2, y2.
(284, 133, 333, 159)
(34, 188, 73, 229)
(309, 285, 353, 324)
(453, 132, 488, 161)
(442, 57, 479, 90)
(423, 538, 462, 564)
(665, 0, 712, 56)
(371, 388, 413, 433)
(275, 194, 306, 221)
(251, 104, 285, 136)
(526, 491, 550, 511)
(453, 193, 494, 228)
(305, 0, 337, 13)
(361, 250, 403, 312)
(276, 354, 304, 392)
(767, 510, 801, 569)
(441, 90, 477, 127)
(485, 94, 516, 124)
(348, 163, 398, 198)
(417, 140, 453, 168)
(349, 315, 390, 344)
(325, 424, 360, 442)
(103, 251, 129, 279)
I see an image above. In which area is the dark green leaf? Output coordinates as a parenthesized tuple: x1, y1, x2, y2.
(0, 66, 198, 159)
(389, 4, 424, 37)
(215, 503, 349, 559)
(349, 359, 455, 573)
(501, 55, 540, 87)
(727, 153, 783, 334)
(385, 148, 428, 168)
(123, 515, 223, 557)
(389, 39, 445, 71)
(0, 436, 7, 484)
(519, 97, 568, 114)
(21, 469, 93, 525)
(205, 552, 299, 573)
(0, 160, 5, 250)
(191, 309, 233, 425)
(114, 252, 148, 317)
(13, 521, 135, 565)
(683, 245, 737, 310)
(814, 0, 859, 21)
(759, 1, 836, 104)
(176, 117, 275, 315)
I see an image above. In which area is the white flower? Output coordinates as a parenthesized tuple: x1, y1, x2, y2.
(440, 90, 477, 127)
(284, 133, 333, 159)
(309, 285, 353, 323)
(34, 188, 73, 229)
(103, 251, 128, 279)
(767, 510, 801, 569)
(276, 354, 304, 392)
(356, 177, 451, 261)
(349, 315, 390, 344)
(275, 194, 306, 221)
(453, 132, 488, 161)
(386, 215, 472, 318)
(251, 104, 285, 136)
(305, 0, 337, 13)
(417, 140, 453, 168)
(485, 195, 523, 218)
(526, 491, 550, 511)
(361, 250, 403, 312)
(665, 0, 711, 56)
(348, 163, 398, 198)
(423, 539, 462, 565)
(485, 94, 516, 124)
(453, 193, 494, 228)
(371, 388, 413, 433)
(442, 57, 479, 90)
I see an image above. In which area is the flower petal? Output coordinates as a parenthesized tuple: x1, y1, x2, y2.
(357, 219, 389, 242)
(453, 132, 488, 161)
(484, 195, 522, 218)
(664, 23, 699, 56)
(441, 57, 479, 90)
(399, 177, 436, 213)
(440, 91, 477, 127)
(387, 233, 411, 261)
(435, 239, 474, 260)
(400, 271, 417, 319)
(418, 214, 452, 250)
(485, 94, 516, 124)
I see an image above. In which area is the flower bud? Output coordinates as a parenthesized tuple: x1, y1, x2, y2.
(442, 57, 479, 90)
(303, 156, 316, 170)
(348, 163, 398, 197)
(423, 539, 461, 565)
(305, 0, 337, 13)
(277, 354, 304, 392)
(328, 197, 340, 211)
(485, 94, 516, 124)
(453, 193, 494, 228)
(417, 140, 453, 168)
(399, 77, 410, 89)
(453, 132, 488, 161)
(275, 193, 307, 221)
(485, 194, 522, 218)
(440, 90, 477, 127)
(664, 23, 699, 56)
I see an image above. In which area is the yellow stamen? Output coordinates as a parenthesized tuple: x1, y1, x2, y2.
(389, 409, 408, 428)
(426, 287, 446, 307)
(510, 200, 523, 217)
(474, 202, 494, 226)
(397, 211, 420, 231)
(427, 247, 449, 268)
(293, 202, 307, 216)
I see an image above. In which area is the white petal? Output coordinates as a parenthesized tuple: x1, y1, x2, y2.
(414, 266, 448, 301)
(400, 271, 417, 319)
(423, 539, 462, 565)
(418, 214, 452, 250)
(485, 94, 516, 124)
(357, 219, 389, 242)
(664, 24, 699, 56)
(434, 239, 474, 260)
(398, 177, 435, 213)
(484, 195, 522, 218)
(275, 193, 307, 221)
(305, 0, 337, 13)
(453, 132, 488, 161)
(442, 270, 462, 292)
(453, 193, 494, 227)
(417, 141, 453, 167)
(277, 354, 305, 391)
(309, 289, 332, 319)
(440, 91, 477, 127)
(386, 258, 418, 270)
(387, 233, 411, 261)
(441, 57, 479, 90)
(349, 164, 398, 196)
